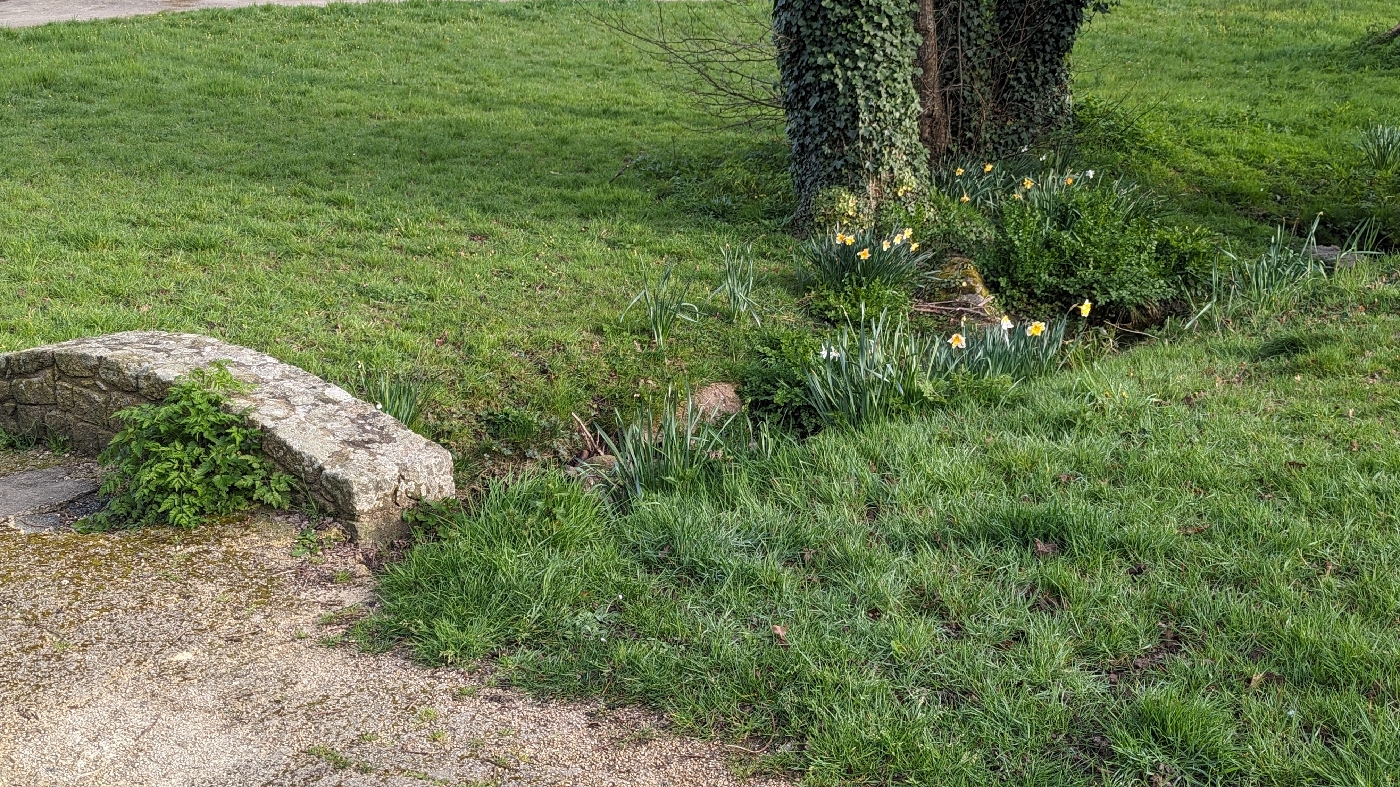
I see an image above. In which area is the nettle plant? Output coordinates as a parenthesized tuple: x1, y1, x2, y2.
(83, 364, 294, 531)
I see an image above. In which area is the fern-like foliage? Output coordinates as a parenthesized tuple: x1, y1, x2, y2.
(82, 364, 294, 531)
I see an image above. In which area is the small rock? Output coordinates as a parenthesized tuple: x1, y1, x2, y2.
(686, 383, 743, 424)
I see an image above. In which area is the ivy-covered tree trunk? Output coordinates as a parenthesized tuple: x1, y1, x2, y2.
(774, 0, 928, 220)
(918, 0, 1096, 161)
(776, 0, 1099, 218)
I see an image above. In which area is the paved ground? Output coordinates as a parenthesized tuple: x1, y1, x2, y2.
(0, 452, 785, 787)
(0, 0, 396, 28)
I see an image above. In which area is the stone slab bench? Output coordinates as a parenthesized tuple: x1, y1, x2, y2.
(0, 332, 455, 545)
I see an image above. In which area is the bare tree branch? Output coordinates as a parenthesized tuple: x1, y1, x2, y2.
(592, 0, 784, 129)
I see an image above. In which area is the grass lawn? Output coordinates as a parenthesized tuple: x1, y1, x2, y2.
(1074, 0, 1400, 244)
(5, 0, 1400, 784)
(378, 262, 1400, 785)
(0, 0, 798, 468)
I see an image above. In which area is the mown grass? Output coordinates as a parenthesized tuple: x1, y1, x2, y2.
(1074, 0, 1400, 244)
(377, 261, 1400, 785)
(0, 0, 798, 466)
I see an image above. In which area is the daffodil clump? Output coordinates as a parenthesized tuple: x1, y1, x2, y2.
(800, 225, 933, 320)
(805, 310, 1073, 427)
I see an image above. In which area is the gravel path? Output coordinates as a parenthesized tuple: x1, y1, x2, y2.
(0, 465, 785, 787)
(0, 0, 396, 28)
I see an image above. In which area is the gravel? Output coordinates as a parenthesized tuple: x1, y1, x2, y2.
(0, 482, 788, 786)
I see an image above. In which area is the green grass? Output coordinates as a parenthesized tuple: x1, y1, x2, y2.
(0, 0, 798, 466)
(1074, 0, 1400, 245)
(377, 261, 1400, 785)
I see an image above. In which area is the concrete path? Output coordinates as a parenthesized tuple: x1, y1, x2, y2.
(0, 0, 392, 29)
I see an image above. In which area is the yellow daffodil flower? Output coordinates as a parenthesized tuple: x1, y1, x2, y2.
(1023, 178, 1035, 190)
(1027, 321, 1046, 337)
(1065, 177, 1075, 185)
(955, 168, 965, 177)
(882, 240, 891, 251)
(949, 333, 966, 349)
(909, 242, 919, 251)
(984, 163, 994, 173)
(1078, 299, 1092, 317)
(960, 193, 971, 203)
(857, 248, 871, 260)
(1001, 315, 1013, 331)
(1012, 193, 1023, 200)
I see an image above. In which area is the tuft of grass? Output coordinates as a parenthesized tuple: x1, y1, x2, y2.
(597, 386, 738, 501)
(1359, 125, 1400, 174)
(710, 244, 761, 325)
(621, 263, 700, 351)
(356, 366, 424, 434)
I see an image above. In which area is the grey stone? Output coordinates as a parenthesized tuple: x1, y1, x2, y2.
(1, 349, 53, 377)
(12, 370, 56, 405)
(54, 350, 101, 378)
(0, 465, 100, 519)
(0, 332, 455, 544)
(56, 381, 107, 425)
(16, 406, 45, 435)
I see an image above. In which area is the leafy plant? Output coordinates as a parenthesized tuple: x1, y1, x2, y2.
(981, 173, 1194, 316)
(597, 387, 738, 501)
(738, 326, 824, 435)
(1359, 125, 1400, 173)
(357, 365, 424, 433)
(804, 309, 933, 427)
(711, 244, 761, 325)
(622, 263, 699, 350)
(82, 364, 294, 531)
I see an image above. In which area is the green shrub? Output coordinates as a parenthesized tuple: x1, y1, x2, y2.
(83, 364, 294, 531)
(892, 190, 996, 261)
(981, 174, 1204, 316)
(738, 326, 823, 435)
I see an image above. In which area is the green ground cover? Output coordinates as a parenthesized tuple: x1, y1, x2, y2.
(0, 0, 797, 466)
(381, 262, 1400, 785)
(1074, 0, 1400, 243)
(4, 0, 1400, 784)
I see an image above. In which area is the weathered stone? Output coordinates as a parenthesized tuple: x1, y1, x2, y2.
(16, 405, 46, 435)
(56, 381, 107, 426)
(54, 350, 101, 378)
(0, 349, 53, 377)
(97, 354, 143, 392)
(104, 392, 148, 431)
(12, 370, 56, 405)
(0, 332, 455, 544)
(0, 402, 16, 435)
(0, 463, 101, 534)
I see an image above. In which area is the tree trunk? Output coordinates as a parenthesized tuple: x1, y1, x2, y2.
(1382, 21, 1400, 42)
(915, 0, 952, 159)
